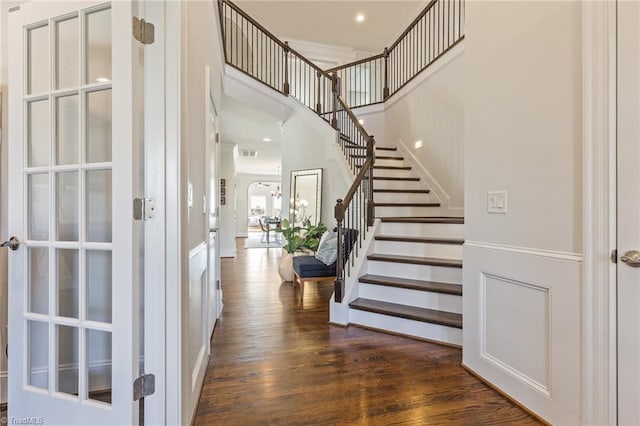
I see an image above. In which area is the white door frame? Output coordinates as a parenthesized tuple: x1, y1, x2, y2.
(582, 1, 617, 424)
(141, 0, 167, 424)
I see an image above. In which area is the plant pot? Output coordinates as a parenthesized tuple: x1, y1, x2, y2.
(278, 252, 294, 282)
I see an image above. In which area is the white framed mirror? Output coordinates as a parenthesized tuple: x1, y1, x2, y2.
(290, 168, 322, 225)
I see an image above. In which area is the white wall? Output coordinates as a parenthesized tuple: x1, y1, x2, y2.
(219, 143, 237, 256)
(462, 2, 582, 424)
(384, 50, 465, 211)
(179, 1, 224, 424)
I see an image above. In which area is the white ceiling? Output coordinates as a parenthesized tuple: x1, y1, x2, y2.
(223, 0, 428, 176)
(221, 96, 283, 176)
(234, 1, 427, 52)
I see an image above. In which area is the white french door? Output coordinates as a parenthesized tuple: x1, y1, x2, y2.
(617, 2, 640, 424)
(7, 1, 140, 424)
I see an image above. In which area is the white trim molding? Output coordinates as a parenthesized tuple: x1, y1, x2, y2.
(464, 241, 583, 262)
(582, 1, 617, 424)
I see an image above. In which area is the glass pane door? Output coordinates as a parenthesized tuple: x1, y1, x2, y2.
(8, 2, 138, 424)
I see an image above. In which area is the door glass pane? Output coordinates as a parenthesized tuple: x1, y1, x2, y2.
(86, 8, 111, 84)
(28, 248, 49, 315)
(57, 249, 79, 319)
(28, 321, 49, 390)
(86, 90, 112, 163)
(56, 95, 79, 165)
(56, 172, 79, 241)
(28, 173, 49, 240)
(87, 250, 112, 323)
(87, 329, 111, 405)
(28, 24, 49, 95)
(86, 170, 112, 242)
(55, 16, 79, 89)
(28, 100, 50, 167)
(57, 325, 79, 396)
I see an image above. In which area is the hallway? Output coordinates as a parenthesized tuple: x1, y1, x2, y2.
(193, 240, 541, 425)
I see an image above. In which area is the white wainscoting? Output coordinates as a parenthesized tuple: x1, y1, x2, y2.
(463, 242, 582, 424)
(184, 242, 209, 422)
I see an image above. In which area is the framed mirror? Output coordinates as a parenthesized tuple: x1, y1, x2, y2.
(290, 168, 322, 225)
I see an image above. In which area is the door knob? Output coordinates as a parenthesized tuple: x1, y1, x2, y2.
(620, 250, 640, 267)
(1, 236, 20, 251)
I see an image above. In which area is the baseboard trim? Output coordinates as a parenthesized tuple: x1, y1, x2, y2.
(464, 241, 583, 262)
(220, 249, 237, 258)
(462, 364, 551, 426)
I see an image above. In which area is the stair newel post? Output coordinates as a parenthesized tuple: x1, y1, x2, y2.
(316, 71, 322, 113)
(334, 199, 345, 302)
(283, 41, 290, 95)
(383, 47, 390, 100)
(331, 72, 339, 130)
(367, 136, 376, 227)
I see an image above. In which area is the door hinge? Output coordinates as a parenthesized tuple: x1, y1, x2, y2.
(133, 373, 155, 401)
(215, 133, 220, 143)
(133, 198, 156, 221)
(612, 249, 618, 264)
(133, 17, 155, 45)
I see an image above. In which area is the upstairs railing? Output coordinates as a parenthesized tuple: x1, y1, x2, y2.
(326, 0, 465, 108)
(219, 0, 333, 115)
(218, 0, 376, 302)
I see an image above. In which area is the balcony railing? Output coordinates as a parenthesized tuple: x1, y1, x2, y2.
(326, 0, 465, 108)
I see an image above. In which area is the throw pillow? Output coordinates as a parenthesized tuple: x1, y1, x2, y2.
(315, 230, 338, 265)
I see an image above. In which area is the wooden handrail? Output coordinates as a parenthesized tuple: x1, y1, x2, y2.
(388, 0, 438, 51)
(224, 0, 288, 50)
(339, 154, 373, 211)
(325, 53, 385, 73)
(336, 96, 370, 140)
(223, 0, 332, 81)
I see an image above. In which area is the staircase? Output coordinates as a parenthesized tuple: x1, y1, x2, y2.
(349, 145, 464, 346)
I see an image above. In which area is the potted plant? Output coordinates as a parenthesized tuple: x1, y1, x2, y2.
(276, 217, 327, 282)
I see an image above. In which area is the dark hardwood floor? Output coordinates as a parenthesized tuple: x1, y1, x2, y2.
(193, 239, 542, 425)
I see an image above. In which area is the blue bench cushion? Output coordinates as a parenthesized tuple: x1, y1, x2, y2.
(293, 256, 336, 278)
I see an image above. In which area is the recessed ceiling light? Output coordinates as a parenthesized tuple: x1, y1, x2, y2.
(262, 137, 272, 142)
(96, 77, 110, 83)
(355, 13, 365, 23)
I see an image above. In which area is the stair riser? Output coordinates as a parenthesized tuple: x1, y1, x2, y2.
(380, 222, 465, 238)
(374, 158, 407, 167)
(355, 158, 406, 168)
(374, 192, 434, 204)
(358, 283, 462, 313)
(374, 180, 424, 190)
(349, 309, 462, 346)
(373, 168, 415, 178)
(367, 260, 462, 283)
(374, 240, 463, 259)
(375, 206, 441, 217)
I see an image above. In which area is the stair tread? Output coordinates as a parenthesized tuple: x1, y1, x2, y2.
(375, 235, 464, 245)
(349, 298, 462, 328)
(351, 155, 405, 160)
(381, 217, 464, 224)
(373, 189, 430, 193)
(376, 147, 398, 151)
(374, 202, 440, 207)
(359, 274, 463, 295)
(374, 176, 420, 181)
(357, 165, 412, 170)
(368, 253, 462, 268)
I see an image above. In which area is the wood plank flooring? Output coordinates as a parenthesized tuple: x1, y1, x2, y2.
(193, 240, 542, 425)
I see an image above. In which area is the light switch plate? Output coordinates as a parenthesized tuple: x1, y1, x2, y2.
(488, 190, 507, 214)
